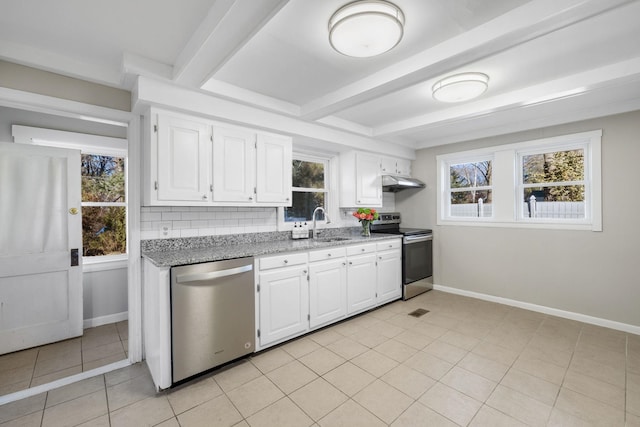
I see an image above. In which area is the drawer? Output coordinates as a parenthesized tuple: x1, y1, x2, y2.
(259, 252, 307, 270)
(309, 247, 346, 262)
(346, 243, 376, 256)
(377, 239, 401, 251)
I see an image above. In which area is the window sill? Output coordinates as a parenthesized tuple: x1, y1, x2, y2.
(437, 219, 600, 232)
(83, 255, 129, 272)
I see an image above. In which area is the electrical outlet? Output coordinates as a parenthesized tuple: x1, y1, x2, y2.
(158, 222, 172, 237)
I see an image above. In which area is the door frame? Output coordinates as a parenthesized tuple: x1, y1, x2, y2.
(0, 87, 142, 401)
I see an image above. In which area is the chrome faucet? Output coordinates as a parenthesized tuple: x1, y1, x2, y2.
(312, 206, 331, 239)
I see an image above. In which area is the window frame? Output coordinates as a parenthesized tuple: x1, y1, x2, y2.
(437, 130, 602, 231)
(278, 152, 335, 230)
(12, 125, 129, 264)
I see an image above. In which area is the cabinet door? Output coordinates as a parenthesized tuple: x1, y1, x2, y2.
(309, 258, 347, 329)
(346, 253, 377, 314)
(212, 127, 256, 203)
(355, 152, 382, 206)
(396, 158, 411, 176)
(377, 249, 402, 304)
(380, 157, 396, 175)
(258, 266, 309, 346)
(157, 114, 210, 202)
(256, 134, 292, 204)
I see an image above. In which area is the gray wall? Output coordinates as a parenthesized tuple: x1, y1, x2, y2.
(397, 110, 640, 327)
(0, 60, 131, 111)
(83, 268, 128, 321)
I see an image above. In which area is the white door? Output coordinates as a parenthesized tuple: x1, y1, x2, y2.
(377, 250, 402, 304)
(0, 142, 82, 355)
(258, 266, 308, 346)
(346, 254, 377, 314)
(212, 127, 255, 203)
(256, 134, 292, 204)
(157, 113, 211, 202)
(309, 259, 347, 329)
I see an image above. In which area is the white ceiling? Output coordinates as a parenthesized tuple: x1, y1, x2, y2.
(2, 0, 640, 150)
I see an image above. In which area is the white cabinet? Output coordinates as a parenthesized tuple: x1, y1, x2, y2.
(145, 108, 292, 207)
(380, 156, 411, 177)
(256, 133, 292, 204)
(212, 127, 255, 203)
(376, 241, 402, 304)
(257, 253, 309, 347)
(155, 113, 211, 203)
(309, 248, 347, 329)
(340, 151, 382, 207)
(346, 243, 378, 314)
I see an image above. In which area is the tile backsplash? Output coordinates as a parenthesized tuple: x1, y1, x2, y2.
(140, 206, 277, 240)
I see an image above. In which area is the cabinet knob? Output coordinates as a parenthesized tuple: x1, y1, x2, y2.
(283, 259, 288, 264)
(349, 261, 353, 265)
(379, 256, 382, 260)
(286, 198, 290, 201)
(303, 270, 307, 274)
(202, 195, 207, 200)
(249, 196, 253, 200)
(327, 253, 332, 257)
(361, 248, 365, 252)
(342, 262, 346, 266)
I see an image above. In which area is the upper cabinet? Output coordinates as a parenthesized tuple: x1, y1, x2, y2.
(381, 156, 411, 176)
(340, 151, 382, 207)
(144, 109, 292, 207)
(155, 114, 211, 203)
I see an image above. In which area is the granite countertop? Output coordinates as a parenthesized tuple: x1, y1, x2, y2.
(142, 232, 400, 268)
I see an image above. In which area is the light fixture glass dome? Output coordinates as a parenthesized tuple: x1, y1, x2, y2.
(432, 72, 489, 103)
(329, 0, 405, 58)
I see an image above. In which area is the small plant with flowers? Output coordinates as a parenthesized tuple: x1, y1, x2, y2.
(352, 208, 379, 236)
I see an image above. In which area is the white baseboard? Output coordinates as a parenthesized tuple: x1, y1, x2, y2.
(84, 311, 128, 329)
(433, 284, 640, 336)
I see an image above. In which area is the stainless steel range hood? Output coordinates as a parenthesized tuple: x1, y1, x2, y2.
(382, 175, 426, 192)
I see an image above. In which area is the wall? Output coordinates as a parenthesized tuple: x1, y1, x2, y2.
(0, 105, 128, 323)
(0, 60, 131, 112)
(396, 110, 640, 327)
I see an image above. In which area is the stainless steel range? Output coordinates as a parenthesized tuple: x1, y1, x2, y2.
(371, 213, 433, 300)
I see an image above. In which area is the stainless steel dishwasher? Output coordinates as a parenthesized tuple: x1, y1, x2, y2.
(170, 257, 255, 383)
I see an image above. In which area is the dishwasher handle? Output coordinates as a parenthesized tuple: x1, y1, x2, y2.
(176, 264, 253, 284)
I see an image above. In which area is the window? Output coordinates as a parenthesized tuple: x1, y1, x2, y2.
(448, 159, 492, 218)
(81, 154, 126, 256)
(519, 147, 586, 220)
(284, 155, 329, 222)
(437, 130, 601, 230)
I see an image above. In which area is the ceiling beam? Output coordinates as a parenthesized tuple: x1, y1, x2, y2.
(300, 0, 634, 121)
(172, 0, 290, 87)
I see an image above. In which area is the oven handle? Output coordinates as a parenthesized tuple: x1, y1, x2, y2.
(403, 234, 432, 244)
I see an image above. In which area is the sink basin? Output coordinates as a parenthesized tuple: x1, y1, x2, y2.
(316, 236, 351, 242)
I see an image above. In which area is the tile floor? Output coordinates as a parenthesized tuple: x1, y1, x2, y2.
(0, 321, 128, 396)
(1, 291, 639, 426)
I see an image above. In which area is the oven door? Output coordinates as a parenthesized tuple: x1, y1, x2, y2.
(403, 234, 433, 284)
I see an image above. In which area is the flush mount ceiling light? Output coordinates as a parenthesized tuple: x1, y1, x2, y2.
(432, 72, 489, 103)
(328, 0, 405, 58)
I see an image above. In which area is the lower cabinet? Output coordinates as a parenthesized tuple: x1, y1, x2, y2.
(257, 256, 309, 348)
(256, 238, 401, 350)
(309, 257, 347, 329)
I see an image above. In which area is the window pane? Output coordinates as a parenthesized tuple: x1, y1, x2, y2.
(81, 155, 125, 202)
(523, 186, 585, 219)
(522, 149, 584, 184)
(450, 190, 492, 217)
(284, 192, 325, 222)
(450, 161, 491, 188)
(292, 160, 325, 189)
(82, 206, 126, 256)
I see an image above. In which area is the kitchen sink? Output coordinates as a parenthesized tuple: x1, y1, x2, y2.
(316, 236, 352, 242)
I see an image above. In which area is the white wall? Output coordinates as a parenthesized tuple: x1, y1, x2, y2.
(396, 110, 640, 327)
(83, 268, 128, 323)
